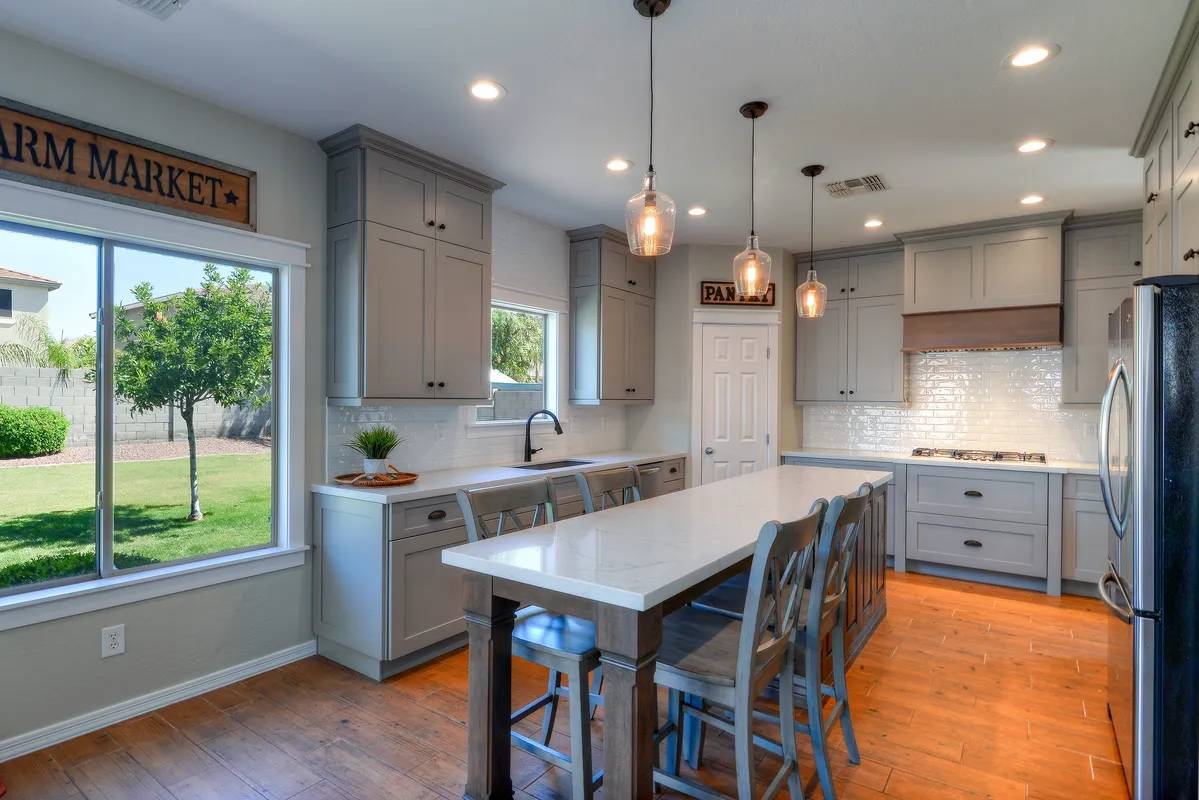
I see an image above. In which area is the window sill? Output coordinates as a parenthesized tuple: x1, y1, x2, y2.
(465, 417, 563, 439)
(0, 545, 309, 633)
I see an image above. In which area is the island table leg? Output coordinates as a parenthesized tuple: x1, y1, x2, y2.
(597, 603, 663, 799)
(463, 575, 519, 800)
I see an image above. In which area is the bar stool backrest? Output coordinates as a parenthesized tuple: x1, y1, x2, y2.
(575, 465, 642, 513)
(808, 482, 874, 638)
(457, 478, 556, 543)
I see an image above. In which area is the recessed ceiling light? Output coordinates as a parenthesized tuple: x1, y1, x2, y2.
(1018, 138, 1053, 153)
(469, 79, 505, 101)
(687, 206, 707, 217)
(1021, 194, 1045, 205)
(1008, 44, 1059, 68)
(864, 218, 883, 229)
(606, 158, 631, 172)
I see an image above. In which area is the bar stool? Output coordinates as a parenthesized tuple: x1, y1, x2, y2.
(652, 501, 825, 800)
(456, 478, 604, 799)
(575, 464, 642, 513)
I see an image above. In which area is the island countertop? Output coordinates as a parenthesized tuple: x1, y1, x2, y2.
(442, 464, 891, 611)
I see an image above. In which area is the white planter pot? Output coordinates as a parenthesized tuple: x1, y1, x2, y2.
(363, 458, 387, 477)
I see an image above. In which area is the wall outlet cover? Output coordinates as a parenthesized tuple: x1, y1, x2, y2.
(101, 624, 125, 658)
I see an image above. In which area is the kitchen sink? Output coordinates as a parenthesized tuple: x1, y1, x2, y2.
(512, 459, 594, 471)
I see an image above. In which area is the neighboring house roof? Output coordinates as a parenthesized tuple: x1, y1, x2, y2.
(489, 368, 517, 384)
(0, 267, 61, 291)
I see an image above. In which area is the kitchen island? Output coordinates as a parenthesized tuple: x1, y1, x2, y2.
(443, 464, 891, 799)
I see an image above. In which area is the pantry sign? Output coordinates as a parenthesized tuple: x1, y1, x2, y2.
(0, 98, 255, 229)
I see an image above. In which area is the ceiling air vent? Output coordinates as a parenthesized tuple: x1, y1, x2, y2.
(115, 0, 189, 20)
(824, 174, 888, 198)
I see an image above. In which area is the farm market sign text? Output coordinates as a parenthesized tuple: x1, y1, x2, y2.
(0, 99, 255, 228)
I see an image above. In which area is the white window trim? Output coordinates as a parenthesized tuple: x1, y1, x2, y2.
(0, 177, 310, 632)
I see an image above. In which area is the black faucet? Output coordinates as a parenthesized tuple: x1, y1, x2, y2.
(524, 409, 563, 462)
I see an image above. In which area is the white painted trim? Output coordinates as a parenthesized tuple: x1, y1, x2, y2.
(492, 283, 569, 313)
(0, 546, 308, 632)
(0, 639, 316, 762)
(690, 310, 780, 485)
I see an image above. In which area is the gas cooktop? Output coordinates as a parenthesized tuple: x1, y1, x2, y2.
(910, 447, 1047, 463)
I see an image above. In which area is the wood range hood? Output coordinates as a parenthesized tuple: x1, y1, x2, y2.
(901, 304, 1063, 352)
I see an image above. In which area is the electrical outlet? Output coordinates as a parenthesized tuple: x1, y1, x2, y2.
(1084, 421, 1099, 440)
(101, 624, 125, 658)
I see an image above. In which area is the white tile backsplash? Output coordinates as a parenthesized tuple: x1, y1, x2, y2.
(326, 403, 626, 478)
(801, 348, 1099, 462)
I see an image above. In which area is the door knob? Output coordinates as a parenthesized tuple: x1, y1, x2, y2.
(704, 447, 714, 455)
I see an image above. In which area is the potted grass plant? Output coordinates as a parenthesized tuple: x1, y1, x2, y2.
(347, 425, 403, 478)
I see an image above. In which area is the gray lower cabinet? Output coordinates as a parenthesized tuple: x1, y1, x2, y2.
(1062, 474, 1111, 586)
(796, 295, 904, 403)
(906, 512, 1048, 578)
(388, 526, 468, 660)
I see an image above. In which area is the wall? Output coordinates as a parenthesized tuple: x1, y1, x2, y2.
(325, 206, 627, 477)
(799, 348, 1100, 462)
(0, 287, 51, 343)
(0, 29, 325, 742)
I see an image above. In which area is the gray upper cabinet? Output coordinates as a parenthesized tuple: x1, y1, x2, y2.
(1144, 120, 1173, 278)
(320, 125, 503, 402)
(796, 299, 848, 402)
(849, 250, 904, 298)
(809, 257, 849, 298)
(568, 226, 656, 404)
(847, 295, 905, 402)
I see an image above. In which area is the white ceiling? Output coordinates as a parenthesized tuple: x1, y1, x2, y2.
(0, 0, 1186, 250)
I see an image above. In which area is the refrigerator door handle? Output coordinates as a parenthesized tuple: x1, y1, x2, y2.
(1098, 359, 1130, 537)
(1098, 563, 1134, 624)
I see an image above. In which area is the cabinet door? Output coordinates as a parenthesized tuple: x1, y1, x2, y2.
(904, 243, 973, 313)
(624, 255, 655, 298)
(849, 250, 904, 298)
(808, 257, 849, 298)
(570, 239, 601, 286)
(387, 526, 468, 660)
(363, 223, 435, 399)
(1174, 64, 1198, 182)
(327, 222, 363, 398)
(1176, 168, 1199, 274)
(570, 285, 600, 402)
(847, 296, 904, 402)
(435, 176, 491, 252)
(1143, 218, 1160, 279)
(364, 150, 436, 235)
(327, 149, 363, 228)
(600, 240, 632, 291)
(599, 287, 629, 399)
(795, 298, 848, 402)
(1062, 498, 1111, 584)
(976, 227, 1062, 308)
(1144, 144, 1161, 241)
(1062, 277, 1134, 404)
(626, 293, 655, 399)
(434, 242, 490, 399)
(1065, 224, 1142, 280)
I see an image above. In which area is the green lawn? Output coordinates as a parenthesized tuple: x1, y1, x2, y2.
(0, 453, 272, 590)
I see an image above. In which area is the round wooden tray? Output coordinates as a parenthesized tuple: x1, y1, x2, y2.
(334, 465, 419, 487)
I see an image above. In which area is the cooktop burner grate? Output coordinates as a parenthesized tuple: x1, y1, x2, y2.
(910, 447, 1047, 463)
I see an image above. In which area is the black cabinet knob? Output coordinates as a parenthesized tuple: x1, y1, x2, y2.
(840, 287, 846, 293)
(669, 467, 678, 474)
(1147, 192, 1158, 204)
(963, 539, 983, 548)
(427, 220, 436, 227)
(964, 489, 983, 498)
(427, 509, 447, 521)
(1185, 249, 1198, 262)
(437, 223, 446, 230)
(1186, 121, 1199, 138)
(426, 381, 434, 388)
(848, 390, 855, 395)
(849, 287, 856, 292)
(839, 390, 846, 395)
(1134, 260, 1142, 267)
(628, 279, 637, 285)
(437, 381, 446, 388)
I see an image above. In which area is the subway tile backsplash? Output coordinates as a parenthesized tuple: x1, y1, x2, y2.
(801, 348, 1099, 462)
(326, 404, 626, 479)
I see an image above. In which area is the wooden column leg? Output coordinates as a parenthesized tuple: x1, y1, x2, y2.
(464, 574, 519, 800)
(596, 603, 662, 800)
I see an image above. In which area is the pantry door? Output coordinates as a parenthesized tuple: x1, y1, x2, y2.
(698, 323, 772, 485)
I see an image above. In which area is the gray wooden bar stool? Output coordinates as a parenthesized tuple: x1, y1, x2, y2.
(456, 478, 604, 799)
(652, 501, 825, 800)
(684, 483, 874, 800)
(574, 464, 642, 513)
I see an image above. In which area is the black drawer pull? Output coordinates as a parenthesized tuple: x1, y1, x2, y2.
(1186, 121, 1199, 138)
(427, 509, 447, 521)
(1185, 248, 1198, 262)
(669, 466, 678, 474)
(963, 539, 983, 548)
(964, 489, 983, 498)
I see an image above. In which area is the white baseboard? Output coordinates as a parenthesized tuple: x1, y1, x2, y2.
(0, 639, 316, 763)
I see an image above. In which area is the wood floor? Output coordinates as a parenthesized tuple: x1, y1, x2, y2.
(1, 570, 1128, 799)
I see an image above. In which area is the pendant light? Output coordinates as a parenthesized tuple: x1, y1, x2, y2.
(625, 0, 676, 256)
(796, 164, 828, 318)
(733, 101, 772, 299)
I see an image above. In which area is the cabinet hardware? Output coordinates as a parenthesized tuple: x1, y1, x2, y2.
(437, 223, 446, 230)
(437, 381, 446, 388)
(669, 466, 678, 474)
(1134, 260, 1142, 267)
(839, 390, 846, 395)
(640, 467, 661, 475)
(1186, 249, 1198, 262)
(427, 219, 436, 226)
(427, 509, 447, 521)
(964, 489, 983, 498)
(627, 279, 637, 285)
(840, 287, 846, 293)
(1147, 192, 1158, 204)
(963, 539, 983, 548)
(848, 390, 855, 395)
(1186, 121, 1199, 138)
(426, 381, 435, 388)
(849, 287, 856, 292)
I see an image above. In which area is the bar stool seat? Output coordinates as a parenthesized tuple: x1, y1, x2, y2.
(514, 606, 599, 659)
(656, 605, 742, 688)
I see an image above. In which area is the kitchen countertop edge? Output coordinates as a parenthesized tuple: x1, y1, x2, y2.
(781, 448, 1099, 475)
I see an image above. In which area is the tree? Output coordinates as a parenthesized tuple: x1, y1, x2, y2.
(490, 309, 544, 383)
(113, 265, 272, 520)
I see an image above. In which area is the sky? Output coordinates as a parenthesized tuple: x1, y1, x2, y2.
(0, 226, 271, 340)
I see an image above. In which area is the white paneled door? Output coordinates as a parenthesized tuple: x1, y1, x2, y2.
(700, 324, 771, 484)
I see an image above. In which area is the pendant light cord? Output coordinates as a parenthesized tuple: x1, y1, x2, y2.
(749, 116, 756, 236)
(809, 172, 815, 268)
(648, 13, 655, 172)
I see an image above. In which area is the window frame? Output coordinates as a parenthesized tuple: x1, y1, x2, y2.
(0, 286, 12, 318)
(472, 299, 559, 428)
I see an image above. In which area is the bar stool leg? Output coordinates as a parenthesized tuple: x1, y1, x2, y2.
(663, 689, 684, 777)
(683, 692, 707, 769)
(831, 620, 860, 764)
(540, 669, 562, 746)
(804, 644, 837, 800)
(779, 653, 806, 800)
(567, 664, 595, 800)
(590, 666, 603, 720)
(733, 692, 755, 800)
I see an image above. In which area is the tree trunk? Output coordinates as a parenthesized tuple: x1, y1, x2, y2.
(181, 403, 203, 521)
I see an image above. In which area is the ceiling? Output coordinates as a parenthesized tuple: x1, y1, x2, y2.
(0, 0, 1186, 250)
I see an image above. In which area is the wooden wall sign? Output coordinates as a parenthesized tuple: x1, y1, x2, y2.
(699, 280, 776, 306)
(0, 97, 255, 229)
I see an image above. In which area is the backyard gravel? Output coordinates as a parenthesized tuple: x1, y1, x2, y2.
(0, 437, 271, 468)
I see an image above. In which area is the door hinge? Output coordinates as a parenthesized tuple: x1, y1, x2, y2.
(766, 346, 771, 359)
(766, 433, 771, 445)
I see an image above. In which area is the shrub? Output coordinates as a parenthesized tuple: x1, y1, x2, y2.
(0, 405, 70, 458)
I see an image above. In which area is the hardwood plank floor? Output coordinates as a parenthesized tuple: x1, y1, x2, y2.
(1, 571, 1128, 799)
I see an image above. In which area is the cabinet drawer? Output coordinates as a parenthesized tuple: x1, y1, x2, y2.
(658, 478, 685, 496)
(907, 512, 1048, 577)
(390, 495, 464, 540)
(387, 526, 468, 660)
(1064, 474, 1103, 502)
(639, 458, 685, 498)
(906, 465, 1048, 525)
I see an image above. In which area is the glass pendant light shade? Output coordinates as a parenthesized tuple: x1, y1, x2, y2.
(625, 170, 676, 256)
(796, 268, 828, 318)
(733, 235, 772, 299)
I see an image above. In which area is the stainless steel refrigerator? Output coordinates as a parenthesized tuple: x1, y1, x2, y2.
(1098, 277, 1199, 799)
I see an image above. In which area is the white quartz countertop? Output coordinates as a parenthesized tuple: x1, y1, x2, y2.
(442, 464, 892, 611)
(780, 448, 1099, 475)
(311, 450, 688, 504)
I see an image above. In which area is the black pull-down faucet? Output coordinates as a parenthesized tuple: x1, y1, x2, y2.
(524, 409, 563, 462)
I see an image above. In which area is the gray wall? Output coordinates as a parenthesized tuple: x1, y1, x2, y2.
(0, 29, 324, 742)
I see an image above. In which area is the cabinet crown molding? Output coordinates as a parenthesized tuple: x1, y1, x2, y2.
(1063, 209, 1142, 231)
(319, 124, 505, 192)
(894, 210, 1072, 244)
(792, 240, 903, 267)
(1131, 0, 1199, 157)
(566, 224, 628, 245)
